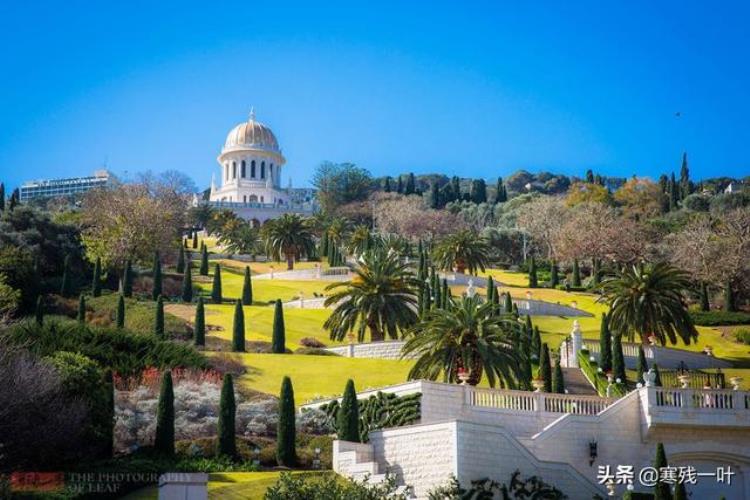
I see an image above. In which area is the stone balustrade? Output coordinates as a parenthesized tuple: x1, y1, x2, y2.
(641, 386, 750, 430)
(466, 387, 612, 416)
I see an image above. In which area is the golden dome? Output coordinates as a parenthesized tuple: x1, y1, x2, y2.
(223, 110, 280, 154)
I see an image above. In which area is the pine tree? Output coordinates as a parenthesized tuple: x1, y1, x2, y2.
(152, 252, 162, 301)
(572, 259, 581, 287)
(35, 296, 44, 325)
(724, 279, 736, 312)
(550, 260, 559, 287)
(338, 379, 360, 442)
(636, 345, 648, 385)
(122, 260, 133, 298)
(679, 152, 691, 200)
(242, 266, 253, 305)
(60, 255, 72, 297)
(700, 281, 710, 311)
(552, 357, 565, 394)
(154, 371, 175, 456)
(217, 374, 237, 458)
(539, 343, 552, 392)
(532, 326, 542, 360)
(276, 376, 297, 466)
(192, 232, 198, 249)
(154, 295, 165, 337)
(200, 245, 209, 275)
(272, 299, 286, 353)
(116, 294, 125, 328)
(232, 300, 245, 352)
(77, 294, 86, 323)
(653, 443, 671, 500)
(211, 264, 223, 303)
(181, 263, 193, 302)
(176, 247, 185, 274)
(92, 257, 102, 297)
(405, 172, 416, 195)
(598, 313, 612, 372)
(194, 297, 205, 346)
(0, 182, 4, 211)
(504, 292, 513, 314)
(528, 257, 538, 288)
(612, 334, 627, 384)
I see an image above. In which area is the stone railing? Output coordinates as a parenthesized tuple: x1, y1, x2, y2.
(651, 387, 749, 410)
(642, 387, 750, 429)
(582, 339, 652, 359)
(323, 266, 351, 276)
(579, 339, 731, 370)
(466, 387, 613, 416)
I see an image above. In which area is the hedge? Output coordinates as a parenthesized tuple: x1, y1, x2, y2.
(689, 310, 750, 326)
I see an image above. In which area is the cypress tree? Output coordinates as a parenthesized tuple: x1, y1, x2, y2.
(232, 300, 245, 352)
(92, 257, 102, 297)
(440, 279, 449, 309)
(181, 263, 193, 303)
(8, 188, 18, 211)
(176, 246, 185, 274)
(183, 236, 188, 249)
(0, 182, 4, 211)
(539, 343, 552, 392)
(211, 264, 223, 303)
(35, 296, 44, 325)
(192, 232, 198, 249)
(432, 278, 442, 310)
(272, 299, 286, 353)
(550, 260, 559, 287)
(77, 294, 86, 323)
(524, 315, 533, 340)
(612, 334, 626, 383)
(552, 357, 565, 394)
(194, 297, 205, 346)
(154, 371, 175, 456)
(320, 231, 329, 257)
(122, 260, 133, 298)
(673, 480, 687, 500)
(152, 252, 162, 301)
(512, 302, 519, 317)
(241, 266, 253, 305)
(154, 295, 165, 337)
(585, 169, 595, 183)
(470, 179, 487, 204)
(653, 443, 671, 500)
(451, 176, 461, 200)
(60, 255, 72, 297)
(636, 345, 648, 385)
(338, 379, 360, 442)
(599, 313, 612, 372)
(492, 285, 500, 307)
(572, 259, 581, 287)
(116, 294, 125, 328)
(679, 152, 691, 200)
(669, 172, 679, 210)
(724, 279, 736, 312)
(200, 244, 209, 275)
(504, 292, 513, 314)
(532, 326, 542, 360)
(217, 374, 237, 458)
(421, 284, 431, 318)
(699, 281, 710, 311)
(383, 176, 392, 192)
(653, 363, 663, 387)
(405, 172, 416, 195)
(428, 182, 440, 209)
(528, 257, 538, 288)
(486, 276, 495, 303)
(276, 376, 297, 466)
(396, 175, 403, 194)
(592, 258, 601, 286)
(495, 177, 507, 203)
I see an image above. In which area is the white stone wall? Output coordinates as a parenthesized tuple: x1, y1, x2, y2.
(325, 341, 409, 359)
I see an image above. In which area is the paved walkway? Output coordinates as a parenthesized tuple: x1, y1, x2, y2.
(562, 368, 598, 395)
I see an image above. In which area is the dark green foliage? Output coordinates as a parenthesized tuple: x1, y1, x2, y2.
(320, 392, 421, 443)
(572, 259, 581, 287)
(724, 279, 736, 312)
(420, 284, 431, 318)
(612, 333, 626, 383)
(122, 260, 133, 298)
(35, 296, 44, 325)
(470, 178, 487, 204)
(673, 481, 686, 500)
(577, 349, 628, 398)
(636, 345, 648, 385)
(152, 252, 162, 301)
(0, 182, 4, 211)
(116, 294, 125, 328)
(495, 177, 507, 203)
(653, 363, 662, 387)
(337, 379, 360, 442)
(404, 172, 416, 195)
(78, 294, 86, 323)
(241, 266, 253, 305)
(154, 371, 175, 456)
(272, 299, 286, 353)
(539, 343, 552, 392)
(428, 182, 440, 209)
(504, 292, 513, 313)
(192, 232, 198, 249)
(60, 255, 72, 297)
(528, 257, 538, 288)
(232, 300, 245, 352)
(277, 376, 297, 466)
(199, 245, 209, 275)
(181, 263, 193, 303)
(265, 471, 405, 499)
(653, 443, 671, 500)
(320, 231, 329, 258)
(8, 188, 19, 210)
(154, 295, 165, 337)
(92, 257, 102, 297)
(217, 374, 236, 458)
(689, 310, 750, 326)
(211, 264, 222, 303)
(592, 258, 601, 286)
(176, 246, 185, 274)
(486, 276, 495, 303)
(550, 260, 559, 287)
(598, 313, 612, 372)
(440, 279, 449, 309)
(552, 357, 565, 394)
(194, 297, 205, 346)
(531, 326, 541, 360)
(700, 281, 710, 311)
(383, 176, 392, 192)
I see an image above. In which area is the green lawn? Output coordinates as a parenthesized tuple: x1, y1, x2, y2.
(208, 471, 328, 499)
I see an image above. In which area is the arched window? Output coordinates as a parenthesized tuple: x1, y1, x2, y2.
(261, 161, 266, 179)
(224, 163, 229, 182)
(241, 160, 246, 178)
(251, 160, 256, 178)
(232, 162, 237, 179)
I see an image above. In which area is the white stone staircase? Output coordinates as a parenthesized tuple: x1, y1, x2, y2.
(334, 440, 413, 496)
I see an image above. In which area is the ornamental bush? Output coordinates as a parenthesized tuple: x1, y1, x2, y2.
(116, 294, 125, 329)
(217, 374, 236, 458)
(271, 299, 285, 353)
(232, 300, 245, 352)
(337, 379, 360, 442)
(181, 264, 193, 303)
(199, 245, 209, 276)
(241, 266, 252, 305)
(152, 252, 162, 301)
(154, 371, 175, 456)
(176, 246, 185, 274)
(194, 297, 205, 347)
(154, 295, 165, 337)
(211, 264, 222, 304)
(276, 376, 296, 466)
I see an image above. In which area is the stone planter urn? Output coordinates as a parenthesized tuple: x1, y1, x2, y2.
(458, 368, 471, 385)
(704, 345, 713, 356)
(730, 377, 743, 391)
(532, 378, 545, 392)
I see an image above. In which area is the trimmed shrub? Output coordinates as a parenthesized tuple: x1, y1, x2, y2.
(194, 297, 205, 347)
(199, 245, 209, 276)
(337, 380, 360, 442)
(572, 259, 581, 287)
(504, 292, 513, 314)
(598, 313, 612, 373)
(552, 357, 564, 394)
(176, 247, 185, 274)
(152, 252, 163, 301)
(636, 345, 648, 385)
(653, 443, 670, 500)
(272, 299, 285, 354)
(181, 264, 193, 303)
(154, 371, 175, 456)
(116, 294, 125, 329)
(92, 257, 102, 297)
(192, 232, 198, 249)
(154, 295, 165, 337)
(241, 266, 252, 305)
(217, 374, 236, 458)
(211, 264, 222, 304)
(539, 343, 552, 392)
(690, 310, 750, 326)
(232, 300, 245, 352)
(299, 337, 326, 348)
(277, 376, 296, 466)
(612, 333, 627, 384)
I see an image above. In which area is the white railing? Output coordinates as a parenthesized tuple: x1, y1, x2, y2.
(583, 339, 652, 359)
(323, 267, 351, 276)
(466, 387, 613, 416)
(652, 388, 750, 411)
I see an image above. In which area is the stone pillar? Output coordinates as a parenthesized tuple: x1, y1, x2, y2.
(158, 473, 208, 500)
(570, 320, 583, 368)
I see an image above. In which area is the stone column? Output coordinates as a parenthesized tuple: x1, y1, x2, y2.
(570, 320, 583, 368)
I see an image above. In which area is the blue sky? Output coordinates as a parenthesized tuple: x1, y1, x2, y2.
(1, 1, 748, 191)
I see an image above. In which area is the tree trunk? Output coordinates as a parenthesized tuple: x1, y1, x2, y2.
(285, 253, 294, 270)
(455, 260, 466, 274)
(368, 320, 384, 342)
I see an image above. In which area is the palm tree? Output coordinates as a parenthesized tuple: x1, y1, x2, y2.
(433, 229, 490, 274)
(401, 295, 524, 387)
(347, 225, 373, 257)
(324, 248, 419, 342)
(601, 262, 698, 346)
(326, 217, 351, 247)
(262, 214, 315, 270)
(218, 219, 259, 256)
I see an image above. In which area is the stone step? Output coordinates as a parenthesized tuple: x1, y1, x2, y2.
(562, 367, 598, 395)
